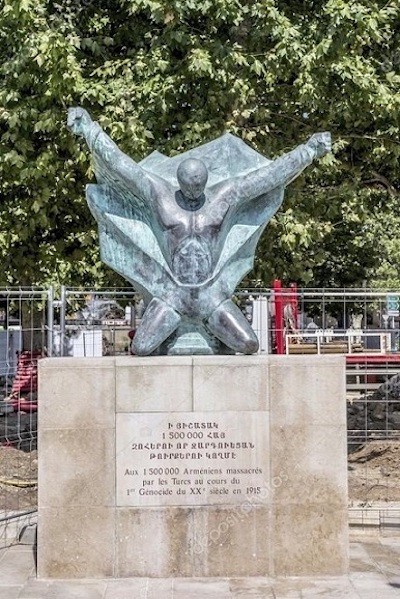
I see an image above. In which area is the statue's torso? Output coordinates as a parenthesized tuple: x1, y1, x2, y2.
(171, 235, 211, 284)
(155, 188, 232, 284)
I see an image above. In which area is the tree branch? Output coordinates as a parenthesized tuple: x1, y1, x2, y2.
(363, 171, 398, 196)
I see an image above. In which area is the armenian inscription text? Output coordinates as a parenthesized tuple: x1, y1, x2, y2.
(116, 412, 269, 507)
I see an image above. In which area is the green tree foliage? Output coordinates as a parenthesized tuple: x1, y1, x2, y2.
(0, 0, 399, 288)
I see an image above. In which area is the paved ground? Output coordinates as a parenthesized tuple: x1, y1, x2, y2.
(0, 537, 400, 598)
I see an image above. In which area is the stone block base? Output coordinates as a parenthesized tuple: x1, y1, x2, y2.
(38, 355, 348, 578)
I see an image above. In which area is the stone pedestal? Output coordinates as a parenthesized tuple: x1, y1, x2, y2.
(38, 355, 348, 578)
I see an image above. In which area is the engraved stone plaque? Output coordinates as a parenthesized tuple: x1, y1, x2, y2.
(116, 412, 269, 507)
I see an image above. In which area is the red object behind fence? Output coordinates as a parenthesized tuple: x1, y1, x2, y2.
(273, 279, 298, 354)
(9, 351, 42, 412)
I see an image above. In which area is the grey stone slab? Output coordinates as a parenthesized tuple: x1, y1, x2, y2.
(269, 355, 346, 427)
(230, 591, 273, 598)
(193, 355, 269, 411)
(359, 594, 400, 599)
(272, 504, 349, 576)
(109, 578, 176, 599)
(271, 595, 301, 599)
(172, 578, 233, 598)
(116, 356, 193, 412)
(173, 590, 232, 598)
(349, 571, 397, 598)
(0, 545, 33, 554)
(269, 424, 348, 506)
(192, 355, 269, 366)
(381, 538, 400, 550)
(300, 587, 360, 598)
(138, 578, 174, 599)
(18, 578, 53, 598)
(104, 578, 170, 599)
(172, 593, 231, 599)
(39, 427, 115, 508)
(37, 507, 115, 579)
(39, 358, 115, 430)
(0, 587, 21, 599)
(116, 505, 270, 578)
(270, 587, 302, 599)
(42, 580, 107, 599)
(116, 356, 192, 367)
(39, 357, 115, 369)
(349, 542, 376, 574)
(349, 579, 400, 599)
(362, 541, 400, 578)
(0, 547, 35, 585)
(295, 576, 362, 598)
(271, 578, 315, 595)
(229, 577, 274, 597)
(190, 506, 270, 577)
(275, 578, 356, 598)
(116, 507, 192, 577)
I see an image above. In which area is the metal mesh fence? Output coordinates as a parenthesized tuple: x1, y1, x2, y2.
(272, 287, 400, 512)
(277, 289, 400, 447)
(54, 286, 142, 358)
(0, 288, 51, 547)
(1, 285, 400, 546)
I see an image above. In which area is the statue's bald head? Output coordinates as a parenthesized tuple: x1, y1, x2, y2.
(177, 158, 208, 200)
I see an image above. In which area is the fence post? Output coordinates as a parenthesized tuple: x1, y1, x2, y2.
(46, 287, 54, 357)
(60, 285, 66, 357)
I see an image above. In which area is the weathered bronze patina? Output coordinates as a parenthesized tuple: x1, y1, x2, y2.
(68, 108, 330, 355)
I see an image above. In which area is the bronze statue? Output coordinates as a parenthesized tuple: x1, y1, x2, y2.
(68, 107, 331, 355)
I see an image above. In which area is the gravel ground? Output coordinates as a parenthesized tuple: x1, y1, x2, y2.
(0, 446, 38, 511)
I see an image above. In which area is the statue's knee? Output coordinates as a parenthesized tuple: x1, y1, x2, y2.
(131, 333, 152, 356)
(240, 336, 259, 355)
(235, 335, 259, 354)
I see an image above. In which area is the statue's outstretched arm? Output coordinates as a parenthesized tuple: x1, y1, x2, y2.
(67, 107, 155, 201)
(237, 133, 331, 200)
